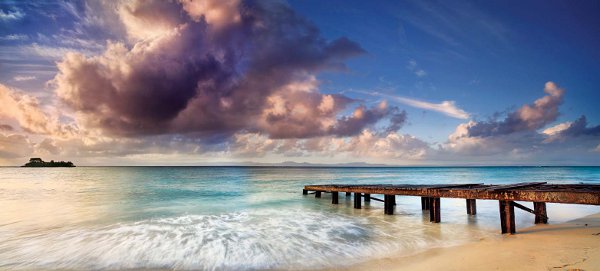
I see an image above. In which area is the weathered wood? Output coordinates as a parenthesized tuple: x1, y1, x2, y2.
(429, 197, 441, 223)
(304, 183, 600, 205)
(433, 183, 484, 189)
(512, 202, 549, 221)
(332, 192, 339, 204)
(486, 182, 547, 191)
(466, 199, 477, 215)
(315, 191, 321, 198)
(499, 200, 516, 234)
(421, 197, 430, 210)
(303, 189, 308, 195)
(369, 196, 385, 203)
(364, 193, 371, 202)
(534, 202, 548, 224)
(384, 195, 394, 215)
(354, 193, 361, 209)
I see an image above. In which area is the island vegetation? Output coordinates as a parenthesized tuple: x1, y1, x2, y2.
(22, 158, 76, 167)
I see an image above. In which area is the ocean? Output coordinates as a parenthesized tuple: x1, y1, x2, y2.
(1, 166, 599, 270)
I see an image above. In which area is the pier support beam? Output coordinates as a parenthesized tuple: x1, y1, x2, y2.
(364, 193, 371, 202)
(303, 189, 308, 195)
(384, 195, 394, 215)
(346, 192, 351, 197)
(534, 202, 548, 224)
(315, 191, 321, 198)
(429, 197, 441, 223)
(499, 200, 516, 234)
(354, 193, 361, 209)
(332, 192, 339, 204)
(421, 197, 430, 210)
(466, 199, 477, 215)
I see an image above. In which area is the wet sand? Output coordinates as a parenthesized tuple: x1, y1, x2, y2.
(343, 213, 600, 271)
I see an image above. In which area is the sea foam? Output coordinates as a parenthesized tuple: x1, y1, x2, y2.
(0, 209, 463, 270)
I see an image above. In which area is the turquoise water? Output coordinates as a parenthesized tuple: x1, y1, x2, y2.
(0, 166, 599, 270)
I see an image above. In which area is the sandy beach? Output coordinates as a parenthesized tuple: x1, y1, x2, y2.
(343, 213, 600, 271)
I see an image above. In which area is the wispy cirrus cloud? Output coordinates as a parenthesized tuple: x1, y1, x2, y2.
(407, 59, 427, 77)
(372, 92, 469, 119)
(0, 34, 28, 41)
(13, 75, 36, 82)
(0, 9, 24, 21)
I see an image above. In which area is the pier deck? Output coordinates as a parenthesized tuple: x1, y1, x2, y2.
(303, 183, 600, 234)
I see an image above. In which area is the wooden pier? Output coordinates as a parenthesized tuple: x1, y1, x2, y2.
(302, 182, 600, 234)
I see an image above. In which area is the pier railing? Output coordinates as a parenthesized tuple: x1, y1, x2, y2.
(303, 182, 600, 234)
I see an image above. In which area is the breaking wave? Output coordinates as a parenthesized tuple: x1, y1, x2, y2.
(0, 209, 470, 270)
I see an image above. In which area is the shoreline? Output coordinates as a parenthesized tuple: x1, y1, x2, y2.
(340, 213, 600, 271)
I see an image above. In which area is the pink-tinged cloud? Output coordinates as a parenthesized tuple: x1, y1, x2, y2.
(230, 130, 430, 160)
(51, 0, 404, 141)
(464, 81, 563, 137)
(0, 133, 32, 159)
(443, 82, 600, 162)
(0, 83, 73, 136)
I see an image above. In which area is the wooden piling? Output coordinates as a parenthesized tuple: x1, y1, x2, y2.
(332, 192, 339, 204)
(384, 195, 394, 215)
(421, 197, 430, 210)
(533, 202, 548, 224)
(466, 199, 477, 215)
(499, 200, 516, 234)
(429, 197, 441, 223)
(354, 193, 361, 209)
(303, 182, 600, 235)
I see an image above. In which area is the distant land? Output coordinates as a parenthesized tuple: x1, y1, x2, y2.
(236, 161, 392, 167)
(22, 158, 76, 167)
(176, 161, 399, 167)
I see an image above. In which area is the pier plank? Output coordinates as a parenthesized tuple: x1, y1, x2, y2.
(304, 183, 600, 234)
(304, 183, 600, 205)
(485, 182, 547, 191)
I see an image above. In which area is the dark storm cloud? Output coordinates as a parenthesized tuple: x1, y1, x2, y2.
(53, 0, 376, 140)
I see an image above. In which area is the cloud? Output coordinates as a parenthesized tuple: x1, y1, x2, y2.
(441, 82, 600, 163)
(0, 133, 32, 159)
(0, 84, 74, 136)
(414, 69, 427, 77)
(13, 75, 36, 81)
(465, 81, 563, 137)
(329, 102, 407, 137)
(543, 115, 600, 143)
(376, 93, 469, 119)
(0, 124, 14, 131)
(53, 0, 374, 141)
(0, 34, 28, 41)
(26, 43, 96, 59)
(542, 121, 572, 136)
(407, 59, 427, 77)
(230, 129, 429, 160)
(0, 9, 24, 21)
(553, 116, 600, 137)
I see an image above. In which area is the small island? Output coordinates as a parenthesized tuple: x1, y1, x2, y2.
(22, 158, 76, 167)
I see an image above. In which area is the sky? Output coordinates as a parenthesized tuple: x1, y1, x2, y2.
(0, 0, 599, 166)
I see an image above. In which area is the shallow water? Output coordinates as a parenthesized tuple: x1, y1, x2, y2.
(0, 166, 599, 270)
